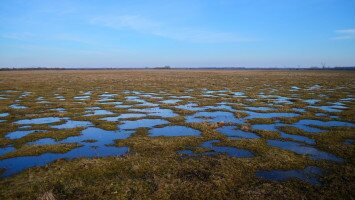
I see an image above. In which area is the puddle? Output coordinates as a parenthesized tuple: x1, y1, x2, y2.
(84, 108, 114, 116)
(179, 140, 254, 158)
(0, 113, 9, 117)
(294, 119, 354, 132)
(256, 166, 322, 185)
(273, 96, 293, 104)
(178, 149, 207, 156)
(309, 105, 347, 112)
(20, 91, 32, 97)
(0, 127, 133, 177)
(217, 126, 260, 139)
(129, 107, 178, 118)
(332, 102, 346, 106)
(126, 96, 158, 107)
(193, 140, 253, 158)
(243, 111, 299, 119)
(170, 95, 192, 99)
(201, 140, 254, 157)
(308, 85, 321, 90)
(176, 103, 205, 111)
(252, 124, 315, 144)
(344, 139, 355, 145)
(0, 145, 129, 177)
(36, 97, 50, 104)
(18, 125, 31, 129)
(246, 107, 275, 111)
(258, 95, 293, 104)
(279, 132, 315, 145)
(292, 108, 306, 113)
(203, 89, 229, 94)
(74, 95, 90, 101)
(0, 146, 15, 156)
(340, 97, 355, 102)
(51, 120, 93, 129)
(55, 94, 65, 101)
(6, 130, 42, 140)
(204, 104, 236, 112)
(115, 105, 132, 109)
(185, 111, 244, 124)
(126, 96, 139, 100)
(51, 108, 66, 113)
(97, 94, 117, 103)
(119, 119, 169, 130)
(99, 101, 122, 105)
(100, 113, 147, 121)
(161, 99, 181, 104)
(85, 106, 101, 109)
(1, 90, 16, 93)
(10, 104, 27, 109)
(315, 113, 327, 117)
(290, 86, 300, 90)
(304, 99, 320, 104)
(100, 93, 116, 98)
(233, 92, 246, 97)
(37, 101, 51, 103)
(267, 140, 343, 162)
(134, 101, 159, 107)
(15, 117, 63, 125)
(27, 138, 57, 145)
(292, 124, 325, 133)
(252, 124, 282, 132)
(59, 127, 134, 144)
(202, 94, 217, 98)
(149, 126, 201, 137)
(37, 97, 45, 101)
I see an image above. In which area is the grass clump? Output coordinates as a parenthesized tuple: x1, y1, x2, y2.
(0, 143, 80, 160)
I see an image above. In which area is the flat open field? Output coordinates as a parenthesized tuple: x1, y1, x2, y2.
(0, 70, 354, 199)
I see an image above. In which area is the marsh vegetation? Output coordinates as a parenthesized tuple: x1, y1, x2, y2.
(0, 70, 354, 199)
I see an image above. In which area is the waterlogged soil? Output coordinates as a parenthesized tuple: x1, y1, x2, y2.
(0, 70, 354, 199)
(256, 166, 323, 185)
(179, 139, 255, 158)
(149, 126, 201, 137)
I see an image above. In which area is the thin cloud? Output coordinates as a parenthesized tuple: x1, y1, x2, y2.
(90, 15, 255, 43)
(1, 33, 35, 40)
(332, 29, 355, 40)
(91, 15, 160, 32)
(1, 32, 95, 45)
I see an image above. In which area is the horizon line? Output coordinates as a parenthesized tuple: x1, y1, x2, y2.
(1, 66, 355, 71)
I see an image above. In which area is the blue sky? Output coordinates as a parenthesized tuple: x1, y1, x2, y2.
(0, 0, 354, 68)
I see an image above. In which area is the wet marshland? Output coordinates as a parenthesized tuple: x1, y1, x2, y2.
(0, 70, 354, 199)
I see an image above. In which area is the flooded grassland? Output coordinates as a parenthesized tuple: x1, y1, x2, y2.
(0, 70, 354, 199)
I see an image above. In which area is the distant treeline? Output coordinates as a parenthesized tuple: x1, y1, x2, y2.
(0, 67, 354, 71)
